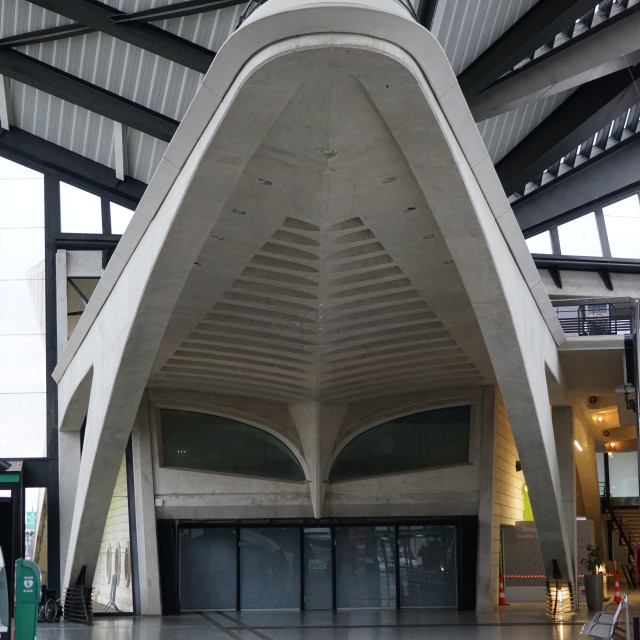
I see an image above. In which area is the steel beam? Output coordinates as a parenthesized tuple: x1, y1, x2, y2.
(417, 0, 439, 30)
(0, 127, 146, 207)
(27, 0, 214, 74)
(0, 23, 92, 48)
(458, 0, 597, 98)
(495, 65, 640, 196)
(514, 134, 640, 234)
(469, 14, 640, 121)
(111, 0, 246, 23)
(0, 50, 178, 142)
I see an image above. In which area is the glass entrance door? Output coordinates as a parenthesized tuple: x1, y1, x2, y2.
(398, 525, 457, 607)
(303, 528, 332, 609)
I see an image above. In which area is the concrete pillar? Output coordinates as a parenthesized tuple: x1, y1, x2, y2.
(131, 394, 162, 614)
(289, 402, 347, 518)
(55, 250, 68, 359)
(476, 386, 497, 611)
(552, 406, 577, 588)
(58, 430, 82, 583)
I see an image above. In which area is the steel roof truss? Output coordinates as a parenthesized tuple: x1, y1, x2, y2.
(27, 0, 214, 74)
(0, 50, 178, 142)
(458, 0, 598, 98)
(496, 65, 640, 196)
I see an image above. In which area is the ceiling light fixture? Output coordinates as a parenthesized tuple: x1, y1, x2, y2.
(256, 178, 272, 185)
(318, 148, 337, 158)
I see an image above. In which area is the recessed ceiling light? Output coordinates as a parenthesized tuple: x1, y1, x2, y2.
(256, 178, 272, 185)
(423, 233, 437, 239)
(403, 206, 417, 213)
(382, 176, 397, 184)
(318, 148, 337, 158)
(210, 234, 224, 240)
(442, 259, 454, 265)
(232, 208, 247, 215)
(194, 261, 202, 266)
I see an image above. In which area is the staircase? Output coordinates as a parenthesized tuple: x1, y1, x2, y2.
(601, 486, 639, 587)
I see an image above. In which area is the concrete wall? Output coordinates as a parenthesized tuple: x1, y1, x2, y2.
(92, 456, 133, 612)
(492, 392, 526, 529)
(149, 388, 485, 521)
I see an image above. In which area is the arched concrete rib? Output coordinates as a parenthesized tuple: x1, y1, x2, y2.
(53, 0, 572, 588)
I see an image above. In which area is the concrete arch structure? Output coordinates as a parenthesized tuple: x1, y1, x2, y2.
(53, 0, 574, 606)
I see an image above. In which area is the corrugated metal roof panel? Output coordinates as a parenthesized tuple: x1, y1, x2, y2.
(20, 33, 203, 121)
(0, 0, 74, 39)
(158, 5, 246, 51)
(477, 89, 575, 163)
(10, 81, 117, 169)
(431, 0, 538, 75)
(126, 128, 168, 183)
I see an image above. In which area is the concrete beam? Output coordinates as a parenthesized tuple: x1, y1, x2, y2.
(470, 16, 640, 121)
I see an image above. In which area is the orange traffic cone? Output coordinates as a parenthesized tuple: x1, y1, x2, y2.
(614, 572, 621, 603)
(499, 574, 508, 605)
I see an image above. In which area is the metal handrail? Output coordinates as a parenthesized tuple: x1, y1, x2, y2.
(600, 483, 638, 565)
(551, 297, 634, 336)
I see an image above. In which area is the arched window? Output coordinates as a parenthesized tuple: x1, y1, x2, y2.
(160, 409, 305, 481)
(329, 405, 470, 482)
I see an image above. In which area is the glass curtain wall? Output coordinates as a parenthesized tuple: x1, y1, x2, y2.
(178, 522, 459, 611)
(0, 159, 46, 458)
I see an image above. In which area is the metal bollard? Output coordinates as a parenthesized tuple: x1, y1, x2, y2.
(633, 616, 639, 640)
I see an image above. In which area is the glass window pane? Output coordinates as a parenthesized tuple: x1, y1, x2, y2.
(110, 203, 134, 235)
(525, 231, 552, 254)
(330, 406, 470, 482)
(0, 159, 44, 228)
(60, 182, 103, 233)
(0, 228, 44, 279)
(304, 528, 332, 610)
(336, 526, 396, 608)
(399, 525, 457, 607)
(0, 394, 46, 458)
(558, 213, 602, 257)
(240, 528, 300, 609)
(0, 544, 7, 632)
(161, 409, 305, 481)
(0, 336, 46, 393)
(604, 194, 640, 259)
(0, 281, 45, 335)
(179, 528, 237, 610)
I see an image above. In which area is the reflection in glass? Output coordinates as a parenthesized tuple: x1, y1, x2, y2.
(330, 406, 470, 482)
(304, 528, 332, 609)
(0, 544, 7, 631)
(336, 526, 396, 608)
(240, 528, 300, 609)
(24, 488, 47, 584)
(604, 194, 640, 259)
(180, 528, 237, 610)
(60, 182, 102, 233)
(161, 409, 305, 481)
(558, 213, 601, 257)
(525, 230, 553, 255)
(398, 525, 456, 607)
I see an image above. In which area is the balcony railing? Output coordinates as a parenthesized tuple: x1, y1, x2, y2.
(550, 297, 634, 336)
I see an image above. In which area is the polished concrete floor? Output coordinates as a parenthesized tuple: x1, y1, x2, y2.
(30, 595, 640, 640)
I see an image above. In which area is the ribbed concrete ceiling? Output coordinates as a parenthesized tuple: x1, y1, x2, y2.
(148, 66, 494, 402)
